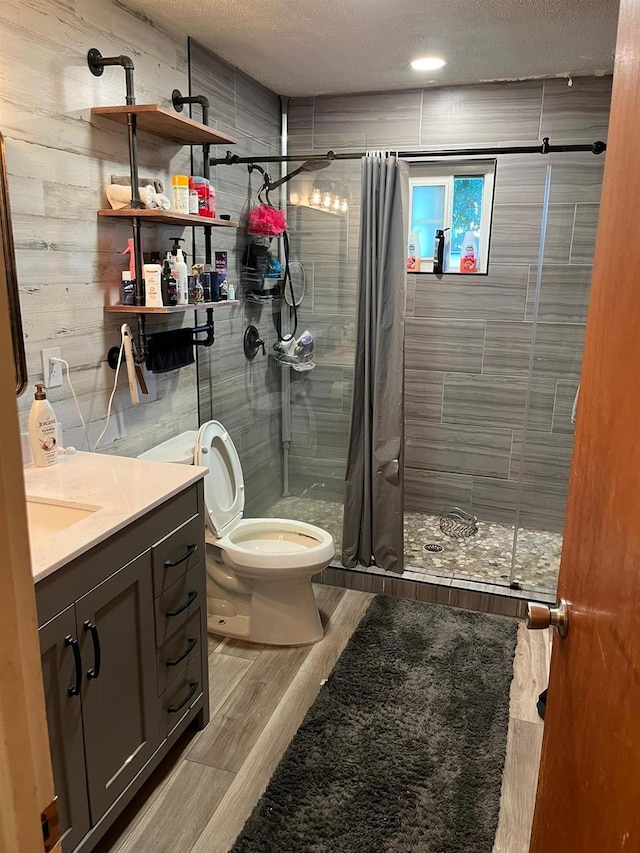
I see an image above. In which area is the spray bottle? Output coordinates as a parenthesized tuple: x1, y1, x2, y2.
(433, 228, 450, 274)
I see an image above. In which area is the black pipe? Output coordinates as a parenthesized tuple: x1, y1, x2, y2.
(210, 137, 607, 166)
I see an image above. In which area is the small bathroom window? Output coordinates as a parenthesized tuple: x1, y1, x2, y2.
(408, 159, 496, 274)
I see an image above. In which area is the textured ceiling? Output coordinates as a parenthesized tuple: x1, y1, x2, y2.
(128, 0, 619, 96)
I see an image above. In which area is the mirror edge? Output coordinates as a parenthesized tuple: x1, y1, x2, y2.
(0, 130, 28, 397)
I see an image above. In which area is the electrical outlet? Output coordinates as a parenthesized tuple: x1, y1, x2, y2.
(41, 347, 63, 388)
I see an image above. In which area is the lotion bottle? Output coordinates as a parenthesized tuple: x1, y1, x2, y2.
(143, 263, 163, 307)
(175, 248, 189, 305)
(28, 384, 58, 467)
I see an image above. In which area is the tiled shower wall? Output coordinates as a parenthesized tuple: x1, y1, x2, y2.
(286, 76, 611, 531)
(4, 1, 282, 515)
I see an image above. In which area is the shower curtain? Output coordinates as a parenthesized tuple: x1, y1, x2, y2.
(342, 155, 409, 574)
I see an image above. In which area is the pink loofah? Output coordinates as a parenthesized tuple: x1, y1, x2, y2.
(248, 203, 287, 236)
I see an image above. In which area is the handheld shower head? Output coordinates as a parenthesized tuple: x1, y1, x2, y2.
(267, 158, 333, 191)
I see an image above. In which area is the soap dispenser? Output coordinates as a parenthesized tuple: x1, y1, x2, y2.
(28, 384, 58, 467)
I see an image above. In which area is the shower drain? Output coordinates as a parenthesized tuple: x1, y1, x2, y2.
(423, 543, 444, 553)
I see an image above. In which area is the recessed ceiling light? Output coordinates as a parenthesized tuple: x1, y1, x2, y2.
(411, 57, 447, 71)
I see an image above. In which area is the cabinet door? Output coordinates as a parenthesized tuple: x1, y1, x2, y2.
(39, 605, 91, 852)
(76, 551, 160, 822)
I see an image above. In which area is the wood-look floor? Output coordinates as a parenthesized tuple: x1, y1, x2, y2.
(96, 587, 550, 853)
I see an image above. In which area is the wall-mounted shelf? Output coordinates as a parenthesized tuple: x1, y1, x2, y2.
(104, 301, 240, 315)
(98, 209, 239, 228)
(91, 104, 237, 145)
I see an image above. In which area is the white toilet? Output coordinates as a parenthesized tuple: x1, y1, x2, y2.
(139, 422, 335, 646)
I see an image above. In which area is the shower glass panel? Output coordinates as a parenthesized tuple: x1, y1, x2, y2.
(510, 153, 596, 592)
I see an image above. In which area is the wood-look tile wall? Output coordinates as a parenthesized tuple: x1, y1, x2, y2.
(286, 77, 612, 531)
(5, 2, 282, 514)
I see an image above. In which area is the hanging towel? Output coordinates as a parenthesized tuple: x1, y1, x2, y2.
(146, 328, 195, 374)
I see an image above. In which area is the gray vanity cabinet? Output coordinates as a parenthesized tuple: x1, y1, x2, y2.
(39, 606, 91, 852)
(75, 551, 159, 821)
(36, 482, 208, 853)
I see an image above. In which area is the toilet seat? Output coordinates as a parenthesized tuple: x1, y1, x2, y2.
(195, 420, 245, 538)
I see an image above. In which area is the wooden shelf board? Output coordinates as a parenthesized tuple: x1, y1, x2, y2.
(98, 209, 239, 228)
(104, 301, 240, 315)
(91, 105, 237, 146)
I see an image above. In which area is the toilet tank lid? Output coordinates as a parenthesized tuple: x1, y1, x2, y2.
(137, 430, 198, 465)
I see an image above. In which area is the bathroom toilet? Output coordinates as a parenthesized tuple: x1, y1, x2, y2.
(139, 422, 335, 645)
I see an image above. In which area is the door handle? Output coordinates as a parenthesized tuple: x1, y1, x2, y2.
(64, 635, 82, 697)
(83, 620, 102, 679)
(526, 598, 569, 638)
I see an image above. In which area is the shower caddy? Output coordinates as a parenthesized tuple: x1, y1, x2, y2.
(87, 48, 239, 374)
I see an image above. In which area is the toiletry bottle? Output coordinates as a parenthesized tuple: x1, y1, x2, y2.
(162, 258, 179, 306)
(460, 231, 479, 274)
(121, 271, 135, 305)
(175, 248, 189, 305)
(407, 231, 421, 272)
(188, 177, 199, 215)
(28, 384, 58, 467)
(143, 262, 163, 307)
(433, 227, 450, 274)
(171, 175, 189, 213)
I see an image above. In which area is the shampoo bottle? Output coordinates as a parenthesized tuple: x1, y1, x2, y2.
(28, 384, 58, 467)
(460, 231, 479, 274)
(175, 248, 189, 305)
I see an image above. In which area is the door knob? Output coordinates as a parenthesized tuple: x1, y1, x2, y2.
(526, 598, 569, 638)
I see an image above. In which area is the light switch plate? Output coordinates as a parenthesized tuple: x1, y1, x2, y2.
(41, 347, 63, 388)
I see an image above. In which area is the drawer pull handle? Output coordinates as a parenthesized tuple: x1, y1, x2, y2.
(64, 635, 82, 697)
(166, 589, 198, 618)
(166, 637, 197, 667)
(83, 620, 101, 680)
(168, 680, 199, 713)
(164, 543, 198, 569)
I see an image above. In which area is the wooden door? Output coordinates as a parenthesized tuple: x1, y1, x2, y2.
(39, 606, 91, 851)
(76, 552, 160, 822)
(529, 0, 640, 848)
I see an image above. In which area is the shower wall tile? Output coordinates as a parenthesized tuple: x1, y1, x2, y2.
(404, 469, 473, 515)
(540, 76, 612, 142)
(313, 90, 422, 149)
(290, 411, 351, 461)
(406, 275, 416, 317)
(547, 153, 605, 205)
(570, 204, 600, 264)
(470, 477, 518, 525)
(442, 373, 555, 431)
(532, 323, 586, 380)
(313, 260, 358, 315)
(406, 421, 513, 479)
(288, 457, 346, 502)
(413, 265, 528, 321)
(483, 321, 533, 375)
(291, 365, 350, 414)
(525, 264, 593, 323)
(235, 69, 282, 140)
(405, 369, 445, 422)
(287, 97, 314, 150)
(512, 430, 574, 484)
(552, 380, 580, 434)
(493, 155, 547, 205)
(490, 204, 574, 264)
(288, 205, 348, 263)
(405, 319, 485, 373)
(519, 482, 568, 532)
(419, 81, 544, 146)
(189, 42, 236, 127)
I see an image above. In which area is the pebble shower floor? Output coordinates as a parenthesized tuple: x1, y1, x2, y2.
(265, 496, 562, 592)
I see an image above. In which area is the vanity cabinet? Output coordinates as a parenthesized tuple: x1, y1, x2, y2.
(36, 482, 208, 853)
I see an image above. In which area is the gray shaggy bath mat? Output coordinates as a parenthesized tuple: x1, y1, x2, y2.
(231, 596, 518, 853)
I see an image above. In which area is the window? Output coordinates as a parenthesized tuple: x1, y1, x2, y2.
(408, 160, 496, 274)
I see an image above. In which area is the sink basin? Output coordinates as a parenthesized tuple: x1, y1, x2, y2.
(26, 497, 100, 537)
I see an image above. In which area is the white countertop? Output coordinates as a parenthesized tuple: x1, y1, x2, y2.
(23, 452, 207, 583)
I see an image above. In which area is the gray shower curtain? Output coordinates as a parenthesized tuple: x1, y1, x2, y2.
(342, 155, 409, 574)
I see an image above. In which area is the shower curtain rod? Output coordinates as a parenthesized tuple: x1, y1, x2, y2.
(210, 137, 606, 166)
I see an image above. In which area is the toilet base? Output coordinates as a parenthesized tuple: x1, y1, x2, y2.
(207, 576, 324, 646)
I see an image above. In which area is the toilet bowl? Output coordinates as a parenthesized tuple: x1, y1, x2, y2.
(139, 422, 335, 645)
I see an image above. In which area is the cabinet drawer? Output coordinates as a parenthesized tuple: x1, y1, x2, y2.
(157, 610, 202, 696)
(152, 514, 203, 595)
(155, 563, 204, 646)
(161, 652, 203, 738)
